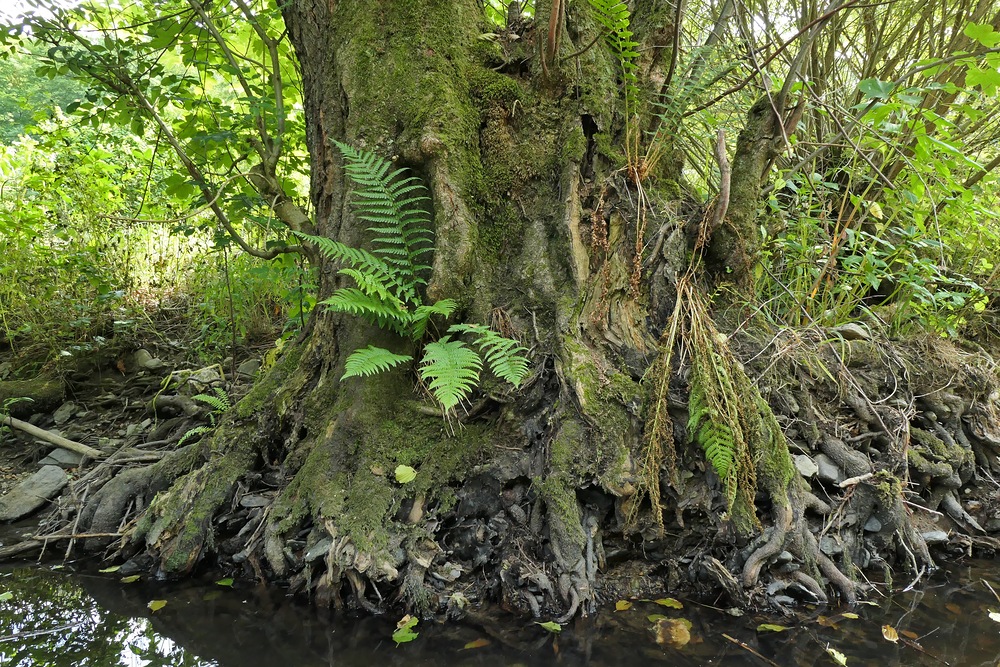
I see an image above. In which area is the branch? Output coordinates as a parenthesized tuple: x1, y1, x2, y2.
(2, 415, 104, 459)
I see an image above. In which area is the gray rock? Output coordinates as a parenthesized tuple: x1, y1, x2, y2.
(237, 359, 261, 379)
(134, 348, 165, 371)
(864, 516, 882, 532)
(38, 448, 83, 469)
(0, 466, 68, 521)
(52, 401, 77, 425)
(815, 453, 843, 484)
(921, 530, 950, 545)
(830, 322, 871, 341)
(793, 454, 819, 478)
(304, 537, 333, 563)
(819, 535, 843, 556)
(239, 494, 271, 508)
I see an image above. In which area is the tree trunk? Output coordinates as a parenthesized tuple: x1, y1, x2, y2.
(71, 0, 960, 619)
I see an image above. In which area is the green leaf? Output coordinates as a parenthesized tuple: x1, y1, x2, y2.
(964, 21, 1000, 47)
(392, 614, 419, 645)
(121, 575, 141, 583)
(965, 66, 1000, 95)
(0, 592, 12, 602)
(215, 578, 234, 587)
(147, 599, 168, 612)
(858, 78, 894, 99)
(99, 566, 121, 573)
(536, 620, 562, 633)
(394, 464, 417, 484)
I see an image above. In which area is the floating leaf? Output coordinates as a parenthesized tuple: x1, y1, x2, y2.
(881, 625, 898, 643)
(215, 578, 234, 587)
(654, 597, 683, 609)
(989, 611, 1000, 623)
(900, 629, 919, 640)
(0, 592, 12, 602)
(653, 618, 692, 649)
(147, 599, 167, 612)
(840, 612, 859, 620)
(945, 603, 962, 615)
(395, 465, 417, 484)
(462, 638, 490, 650)
(99, 566, 121, 573)
(121, 575, 141, 584)
(817, 615, 838, 628)
(615, 600, 633, 611)
(536, 621, 562, 633)
(392, 614, 419, 645)
(647, 614, 668, 622)
(757, 623, 789, 633)
(825, 647, 848, 665)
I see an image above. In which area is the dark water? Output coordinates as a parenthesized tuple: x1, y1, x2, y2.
(1, 561, 999, 666)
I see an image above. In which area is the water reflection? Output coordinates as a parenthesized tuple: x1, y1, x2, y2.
(1, 562, 999, 666)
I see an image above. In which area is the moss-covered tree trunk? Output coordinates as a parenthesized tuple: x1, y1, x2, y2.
(71, 0, 956, 619)
(106, 0, 676, 618)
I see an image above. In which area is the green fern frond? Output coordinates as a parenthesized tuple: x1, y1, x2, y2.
(419, 336, 483, 411)
(320, 287, 410, 334)
(333, 140, 433, 303)
(449, 323, 530, 387)
(296, 232, 402, 295)
(410, 299, 458, 340)
(192, 386, 231, 413)
(586, 0, 640, 116)
(342, 345, 413, 380)
(178, 425, 212, 447)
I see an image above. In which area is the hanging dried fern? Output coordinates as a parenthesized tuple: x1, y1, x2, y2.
(639, 273, 787, 533)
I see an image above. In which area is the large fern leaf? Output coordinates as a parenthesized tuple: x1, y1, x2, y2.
(586, 0, 640, 117)
(321, 287, 410, 335)
(419, 336, 483, 411)
(342, 345, 413, 380)
(334, 140, 433, 303)
(449, 323, 529, 387)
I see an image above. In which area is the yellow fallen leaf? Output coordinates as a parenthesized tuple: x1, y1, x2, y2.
(147, 599, 167, 612)
(120, 575, 140, 584)
(840, 612, 859, 619)
(826, 646, 848, 665)
(881, 625, 899, 643)
(654, 597, 683, 609)
(463, 638, 490, 650)
(615, 600, 633, 611)
(653, 618, 691, 649)
(756, 623, 789, 633)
